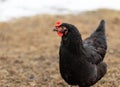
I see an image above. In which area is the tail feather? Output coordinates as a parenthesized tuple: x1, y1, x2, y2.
(83, 19, 107, 59)
(96, 20, 105, 32)
(90, 19, 106, 37)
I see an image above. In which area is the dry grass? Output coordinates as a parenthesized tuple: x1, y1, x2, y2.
(0, 9, 120, 87)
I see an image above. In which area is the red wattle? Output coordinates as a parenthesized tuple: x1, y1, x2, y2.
(57, 32, 63, 37)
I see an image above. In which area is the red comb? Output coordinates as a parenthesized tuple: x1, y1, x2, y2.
(55, 20, 62, 27)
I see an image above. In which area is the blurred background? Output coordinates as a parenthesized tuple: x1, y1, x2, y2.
(0, 0, 120, 87)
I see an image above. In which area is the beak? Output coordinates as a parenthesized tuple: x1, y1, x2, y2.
(53, 28, 58, 32)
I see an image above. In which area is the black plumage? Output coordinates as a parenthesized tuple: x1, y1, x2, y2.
(54, 20, 107, 87)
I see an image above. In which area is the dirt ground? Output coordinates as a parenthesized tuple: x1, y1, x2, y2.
(0, 9, 120, 87)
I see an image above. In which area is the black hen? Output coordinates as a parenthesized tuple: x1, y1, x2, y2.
(53, 20, 107, 87)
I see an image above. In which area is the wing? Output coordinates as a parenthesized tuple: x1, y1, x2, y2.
(83, 20, 107, 64)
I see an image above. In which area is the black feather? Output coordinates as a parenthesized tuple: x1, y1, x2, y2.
(96, 20, 105, 32)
